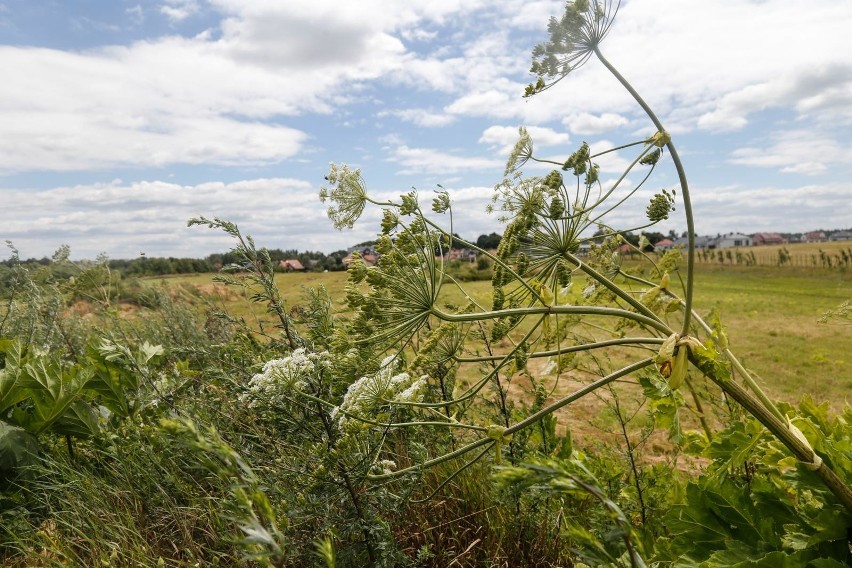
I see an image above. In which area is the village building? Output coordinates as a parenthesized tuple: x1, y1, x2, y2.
(714, 233, 752, 248)
(829, 230, 852, 241)
(444, 248, 478, 263)
(804, 231, 827, 243)
(752, 232, 786, 246)
(278, 259, 306, 272)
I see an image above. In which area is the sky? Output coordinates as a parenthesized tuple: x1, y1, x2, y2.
(1, 0, 851, 261)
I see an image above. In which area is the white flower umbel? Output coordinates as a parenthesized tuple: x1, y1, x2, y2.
(335, 355, 427, 432)
(243, 348, 331, 408)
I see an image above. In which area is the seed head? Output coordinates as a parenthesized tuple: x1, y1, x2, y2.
(527, 0, 621, 95)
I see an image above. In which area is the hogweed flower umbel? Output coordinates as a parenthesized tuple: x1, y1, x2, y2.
(527, 0, 621, 95)
(320, 163, 369, 229)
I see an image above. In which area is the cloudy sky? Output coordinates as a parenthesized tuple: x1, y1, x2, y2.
(1, 0, 850, 260)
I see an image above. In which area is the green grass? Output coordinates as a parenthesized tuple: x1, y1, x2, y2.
(150, 264, 851, 410)
(688, 264, 851, 409)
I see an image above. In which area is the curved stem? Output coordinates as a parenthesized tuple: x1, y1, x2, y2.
(594, 46, 695, 335)
(689, 352, 852, 514)
(505, 358, 654, 436)
(433, 305, 672, 335)
(454, 336, 664, 363)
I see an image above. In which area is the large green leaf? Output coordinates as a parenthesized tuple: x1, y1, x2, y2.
(0, 339, 30, 414)
(50, 401, 99, 438)
(0, 420, 39, 486)
(21, 357, 94, 435)
(706, 419, 767, 474)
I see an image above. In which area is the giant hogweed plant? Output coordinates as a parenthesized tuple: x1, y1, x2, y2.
(316, 0, 852, 526)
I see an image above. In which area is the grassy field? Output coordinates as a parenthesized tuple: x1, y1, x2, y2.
(697, 239, 852, 268)
(154, 263, 851, 410)
(688, 265, 850, 406)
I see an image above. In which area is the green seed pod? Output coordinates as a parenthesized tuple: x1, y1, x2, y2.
(516, 252, 529, 276)
(639, 148, 662, 166)
(492, 287, 505, 311)
(548, 196, 565, 219)
(667, 347, 688, 390)
(556, 261, 571, 288)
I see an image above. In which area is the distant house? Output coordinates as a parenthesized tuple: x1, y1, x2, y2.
(446, 248, 478, 263)
(671, 235, 715, 249)
(342, 246, 380, 267)
(829, 230, 852, 241)
(752, 232, 786, 246)
(714, 233, 752, 249)
(653, 238, 675, 250)
(342, 250, 378, 267)
(804, 231, 827, 243)
(279, 259, 306, 272)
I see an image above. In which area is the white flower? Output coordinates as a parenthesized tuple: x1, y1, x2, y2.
(243, 349, 331, 408)
(336, 357, 428, 431)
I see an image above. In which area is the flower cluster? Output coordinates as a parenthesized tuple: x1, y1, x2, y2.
(319, 163, 368, 229)
(528, 0, 620, 94)
(333, 355, 427, 432)
(241, 348, 331, 408)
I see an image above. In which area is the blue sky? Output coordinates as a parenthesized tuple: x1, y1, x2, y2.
(1, 0, 851, 260)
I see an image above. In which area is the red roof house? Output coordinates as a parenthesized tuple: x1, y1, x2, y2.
(752, 232, 786, 246)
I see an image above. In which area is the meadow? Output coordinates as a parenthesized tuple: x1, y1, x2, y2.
(3, 2, 851, 562)
(159, 261, 851, 411)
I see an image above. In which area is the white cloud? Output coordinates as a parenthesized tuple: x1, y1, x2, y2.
(160, 0, 200, 23)
(379, 108, 456, 127)
(4, 177, 341, 259)
(689, 181, 852, 234)
(563, 113, 629, 136)
(480, 125, 569, 148)
(729, 131, 852, 175)
(386, 145, 503, 175)
(479, 125, 570, 158)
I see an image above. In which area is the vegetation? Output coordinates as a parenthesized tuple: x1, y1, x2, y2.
(1, 2, 850, 566)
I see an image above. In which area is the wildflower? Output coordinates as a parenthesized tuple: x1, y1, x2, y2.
(243, 349, 331, 408)
(528, 0, 621, 95)
(505, 127, 534, 174)
(336, 356, 428, 432)
(320, 163, 368, 229)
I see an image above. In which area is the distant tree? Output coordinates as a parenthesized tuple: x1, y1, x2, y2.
(449, 233, 470, 250)
(476, 232, 502, 250)
(620, 231, 640, 247)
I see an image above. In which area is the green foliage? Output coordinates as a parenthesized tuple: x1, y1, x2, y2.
(0, 339, 97, 439)
(495, 456, 649, 567)
(1, 4, 850, 566)
(658, 398, 852, 565)
(0, 422, 39, 488)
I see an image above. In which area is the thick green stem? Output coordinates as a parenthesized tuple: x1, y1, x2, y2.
(690, 353, 852, 514)
(594, 47, 696, 336)
(454, 336, 664, 363)
(433, 304, 671, 335)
